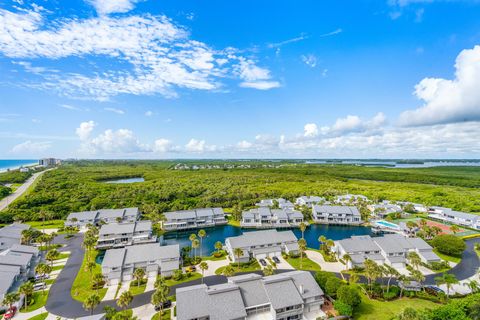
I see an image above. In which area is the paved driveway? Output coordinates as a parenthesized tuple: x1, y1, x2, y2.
(306, 250, 344, 273)
(203, 259, 229, 276)
(275, 255, 294, 270)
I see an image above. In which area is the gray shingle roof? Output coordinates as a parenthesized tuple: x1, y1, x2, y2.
(164, 208, 224, 221)
(0, 271, 17, 297)
(263, 276, 304, 309)
(337, 236, 380, 253)
(227, 230, 298, 248)
(0, 251, 32, 268)
(9, 244, 39, 255)
(0, 223, 30, 239)
(313, 205, 361, 217)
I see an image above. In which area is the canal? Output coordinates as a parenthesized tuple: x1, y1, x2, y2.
(161, 224, 373, 255)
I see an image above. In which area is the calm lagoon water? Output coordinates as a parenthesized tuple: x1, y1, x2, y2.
(103, 177, 145, 184)
(161, 224, 373, 256)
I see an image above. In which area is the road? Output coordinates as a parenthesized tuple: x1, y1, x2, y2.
(0, 169, 52, 211)
(45, 234, 480, 318)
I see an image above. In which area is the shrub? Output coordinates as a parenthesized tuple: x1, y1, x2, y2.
(325, 277, 343, 297)
(431, 234, 466, 256)
(172, 270, 184, 281)
(315, 271, 337, 290)
(334, 300, 353, 317)
(429, 260, 450, 271)
(337, 285, 361, 307)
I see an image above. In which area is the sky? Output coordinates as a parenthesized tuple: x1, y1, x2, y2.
(1, 0, 480, 159)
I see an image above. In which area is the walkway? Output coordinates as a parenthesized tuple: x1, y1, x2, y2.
(0, 169, 53, 211)
(305, 250, 344, 273)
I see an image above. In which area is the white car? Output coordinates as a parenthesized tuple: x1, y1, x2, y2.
(33, 282, 46, 291)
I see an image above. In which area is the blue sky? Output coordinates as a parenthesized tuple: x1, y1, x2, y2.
(1, 0, 480, 159)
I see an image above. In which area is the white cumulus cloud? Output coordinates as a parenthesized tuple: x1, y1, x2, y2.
(10, 140, 51, 154)
(76, 120, 96, 140)
(89, 129, 148, 153)
(304, 123, 319, 137)
(153, 138, 172, 153)
(87, 0, 140, 15)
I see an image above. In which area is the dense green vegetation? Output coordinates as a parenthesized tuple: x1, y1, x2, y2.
(0, 169, 33, 184)
(2, 161, 480, 223)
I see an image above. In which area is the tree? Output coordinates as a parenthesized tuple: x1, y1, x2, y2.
(199, 261, 209, 283)
(337, 285, 361, 308)
(214, 241, 223, 254)
(38, 209, 52, 233)
(343, 254, 352, 271)
(263, 265, 274, 276)
(18, 281, 33, 311)
(450, 225, 460, 234)
(464, 279, 480, 293)
(133, 268, 145, 287)
(192, 239, 200, 260)
(397, 307, 419, 320)
(410, 269, 425, 289)
(92, 273, 105, 293)
(151, 280, 169, 317)
(85, 261, 97, 281)
(383, 264, 400, 293)
(318, 235, 327, 252)
(299, 222, 307, 239)
(233, 248, 244, 268)
(2, 292, 20, 310)
(222, 265, 235, 277)
(154, 276, 166, 290)
(198, 229, 206, 258)
(334, 300, 353, 317)
(469, 300, 480, 320)
(407, 252, 422, 271)
(364, 259, 381, 295)
(298, 238, 307, 269)
(435, 273, 458, 299)
(325, 277, 342, 297)
(117, 290, 133, 310)
(189, 234, 197, 258)
(431, 234, 466, 256)
(83, 293, 100, 315)
(46, 249, 60, 266)
(34, 263, 52, 294)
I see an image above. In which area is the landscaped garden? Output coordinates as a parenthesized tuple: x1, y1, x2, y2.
(215, 260, 261, 275)
(71, 249, 107, 302)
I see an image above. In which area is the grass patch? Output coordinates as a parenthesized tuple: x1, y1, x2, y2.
(71, 249, 107, 302)
(26, 219, 65, 230)
(165, 272, 202, 286)
(433, 249, 462, 264)
(201, 250, 227, 261)
(20, 291, 49, 313)
(38, 244, 63, 251)
(284, 255, 322, 271)
(55, 252, 70, 260)
(353, 293, 439, 320)
(215, 260, 261, 275)
(129, 279, 147, 296)
(51, 265, 64, 272)
(151, 310, 171, 320)
(27, 312, 48, 320)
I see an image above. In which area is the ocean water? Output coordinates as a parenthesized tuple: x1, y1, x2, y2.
(0, 159, 37, 171)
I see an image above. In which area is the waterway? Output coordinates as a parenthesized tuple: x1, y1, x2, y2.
(103, 177, 145, 184)
(161, 224, 373, 255)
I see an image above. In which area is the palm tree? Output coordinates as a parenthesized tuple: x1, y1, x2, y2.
(198, 229, 206, 258)
(151, 281, 169, 317)
(464, 279, 480, 293)
(318, 235, 327, 252)
(117, 290, 133, 310)
(189, 234, 197, 258)
(133, 268, 145, 287)
(348, 273, 359, 286)
(192, 239, 200, 261)
(199, 261, 208, 283)
(214, 241, 223, 254)
(83, 293, 100, 315)
(34, 263, 51, 294)
(85, 261, 96, 281)
(38, 210, 52, 233)
(92, 273, 105, 293)
(222, 265, 235, 277)
(298, 238, 307, 269)
(46, 249, 60, 266)
(383, 264, 400, 293)
(342, 254, 352, 271)
(450, 225, 460, 234)
(2, 292, 20, 310)
(233, 248, 244, 268)
(435, 273, 458, 299)
(21, 229, 34, 245)
(407, 251, 422, 271)
(364, 259, 381, 295)
(263, 265, 274, 276)
(299, 222, 307, 239)
(154, 276, 166, 290)
(19, 282, 34, 311)
(410, 269, 425, 290)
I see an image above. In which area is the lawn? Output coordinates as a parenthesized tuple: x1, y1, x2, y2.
(201, 250, 227, 261)
(129, 279, 147, 296)
(55, 252, 70, 260)
(353, 294, 439, 320)
(285, 255, 322, 271)
(71, 249, 107, 302)
(26, 219, 65, 230)
(433, 249, 462, 264)
(151, 310, 171, 320)
(215, 260, 261, 275)
(27, 312, 48, 320)
(165, 272, 202, 286)
(20, 291, 49, 313)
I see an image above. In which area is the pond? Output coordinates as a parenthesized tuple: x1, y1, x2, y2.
(103, 177, 145, 184)
(160, 224, 373, 256)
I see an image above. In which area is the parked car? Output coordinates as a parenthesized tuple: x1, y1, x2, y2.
(35, 274, 50, 281)
(4, 306, 17, 319)
(154, 300, 172, 311)
(424, 285, 445, 295)
(33, 282, 46, 291)
(185, 266, 196, 272)
(272, 256, 280, 264)
(259, 259, 267, 266)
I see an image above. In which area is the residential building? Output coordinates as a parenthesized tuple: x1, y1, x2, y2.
(397, 201, 427, 213)
(256, 198, 295, 210)
(38, 158, 61, 166)
(368, 203, 402, 218)
(65, 207, 140, 228)
(0, 223, 30, 251)
(334, 234, 441, 269)
(225, 230, 299, 263)
(101, 243, 180, 285)
(0, 244, 39, 277)
(0, 265, 20, 304)
(163, 208, 227, 231)
(295, 196, 325, 206)
(312, 205, 362, 225)
(96, 220, 157, 250)
(176, 271, 325, 320)
(241, 207, 304, 228)
(428, 207, 480, 230)
(335, 194, 369, 204)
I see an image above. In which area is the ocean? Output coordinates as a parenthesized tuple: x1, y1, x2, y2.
(0, 160, 38, 172)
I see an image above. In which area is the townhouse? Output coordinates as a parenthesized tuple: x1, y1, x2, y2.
(101, 243, 180, 285)
(368, 203, 403, 218)
(225, 230, 299, 263)
(295, 196, 325, 207)
(335, 194, 369, 205)
(0, 223, 31, 251)
(65, 207, 140, 228)
(334, 234, 440, 269)
(96, 220, 157, 250)
(176, 271, 325, 320)
(163, 208, 227, 231)
(241, 207, 304, 228)
(312, 205, 363, 225)
(256, 198, 295, 210)
(428, 206, 480, 230)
